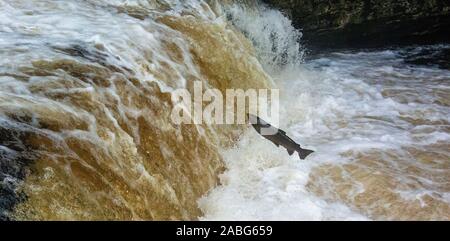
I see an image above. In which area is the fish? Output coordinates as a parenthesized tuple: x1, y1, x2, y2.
(248, 114, 314, 160)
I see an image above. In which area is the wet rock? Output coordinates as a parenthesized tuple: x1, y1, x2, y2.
(0, 125, 34, 220)
(262, 0, 450, 51)
(402, 46, 450, 70)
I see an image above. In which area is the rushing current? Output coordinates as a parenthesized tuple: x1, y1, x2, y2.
(0, 0, 449, 220)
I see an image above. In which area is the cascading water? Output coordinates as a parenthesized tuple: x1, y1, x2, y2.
(0, 0, 449, 221)
(0, 0, 272, 220)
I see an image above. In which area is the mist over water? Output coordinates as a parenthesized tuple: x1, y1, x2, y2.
(0, 0, 449, 220)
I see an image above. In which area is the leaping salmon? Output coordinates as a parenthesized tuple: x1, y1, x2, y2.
(248, 114, 314, 160)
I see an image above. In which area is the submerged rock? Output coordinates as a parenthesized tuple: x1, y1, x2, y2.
(0, 126, 33, 220)
(262, 0, 450, 51)
(402, 46, 450, 70)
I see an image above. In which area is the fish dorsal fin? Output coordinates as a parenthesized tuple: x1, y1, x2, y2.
(278, 129, 286, 135)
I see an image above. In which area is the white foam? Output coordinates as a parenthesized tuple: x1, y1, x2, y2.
(199, 130, 368, 220)
(200, 2, 450, 220)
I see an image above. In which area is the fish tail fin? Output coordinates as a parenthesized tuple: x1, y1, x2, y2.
(298, 148, 314, 160)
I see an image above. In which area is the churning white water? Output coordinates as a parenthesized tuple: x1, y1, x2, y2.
(199, 4, 450, 220)
(200, 46, 450, 220)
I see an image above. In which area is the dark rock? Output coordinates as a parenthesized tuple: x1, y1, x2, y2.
(401, 46, 450, 69)
(262, 0, 450, 51)
(0, 124, 35, 220)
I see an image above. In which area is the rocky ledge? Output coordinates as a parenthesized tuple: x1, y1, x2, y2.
(262, 0, 450, 51)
